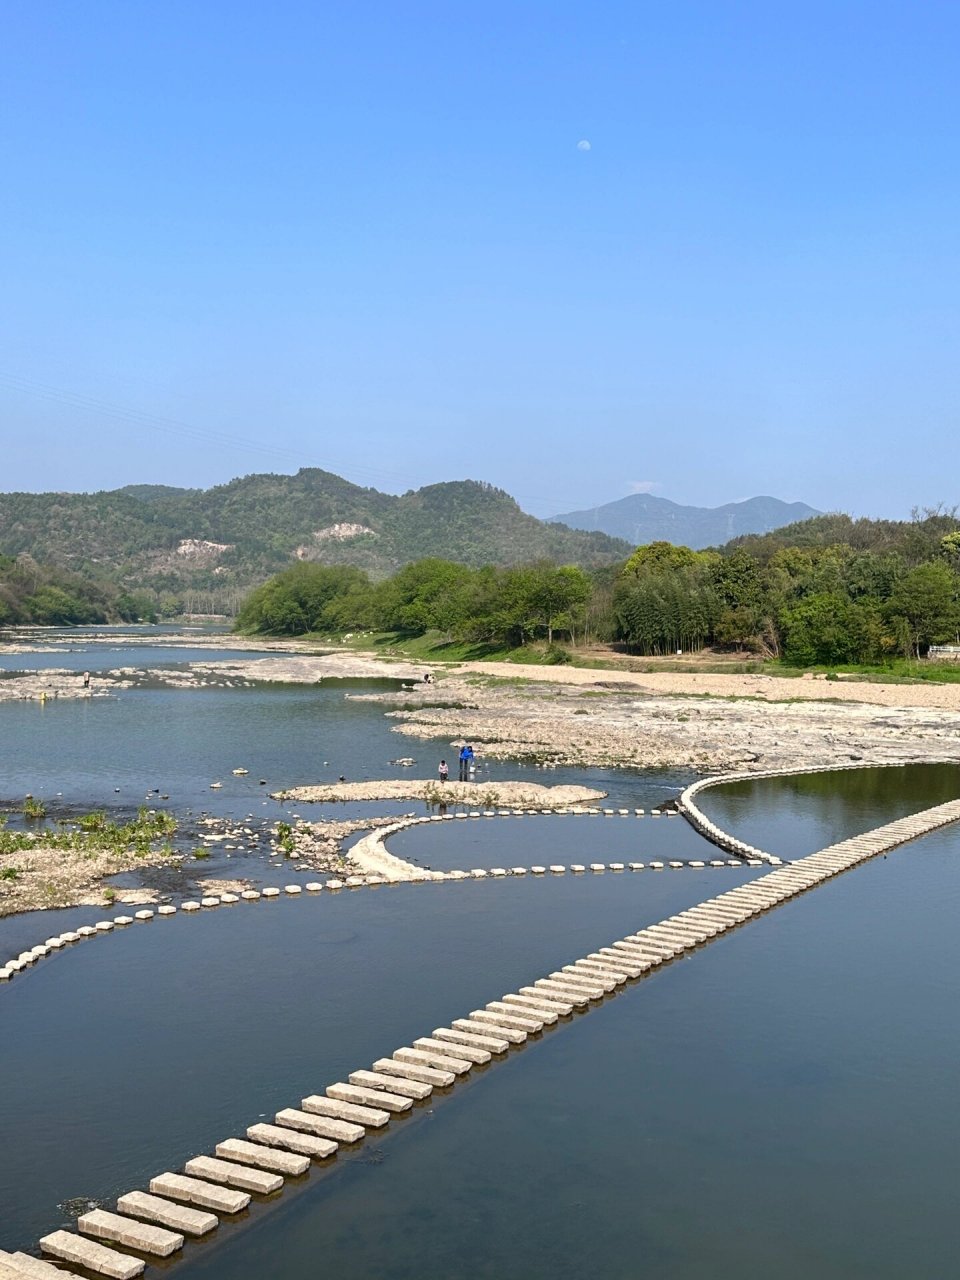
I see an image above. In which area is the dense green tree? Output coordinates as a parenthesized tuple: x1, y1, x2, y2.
(887, 562, 960, 656)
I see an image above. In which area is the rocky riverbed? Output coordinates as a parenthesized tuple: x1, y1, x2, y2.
(368, 670, 960, 773)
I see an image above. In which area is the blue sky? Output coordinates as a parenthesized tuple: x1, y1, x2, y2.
(1, 1, 957, 518)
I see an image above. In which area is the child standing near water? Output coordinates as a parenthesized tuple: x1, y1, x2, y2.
(438, 759, 449, 782)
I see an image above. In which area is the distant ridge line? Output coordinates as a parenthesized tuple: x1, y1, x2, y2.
(548, 493, 821, 550)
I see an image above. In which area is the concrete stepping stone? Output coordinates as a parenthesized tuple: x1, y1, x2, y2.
(115, 1190, 217, 1236)
(262, 887, 281, 898)
(276, 1106, 367, 1142)
(546, 970, 608, 996)
(157, 906, 177, 916)
(433, 1025, 510, 1054)
(349, 1069, 432, 1100)
(95, 921, 114, 932)
(481, 1002, 546, 1030)
(78, 1208, 183, 1256)
(564, 963, 626, 987)
(184, 1156, 282, 1195)
(241, 890, 261, 900)
(39, 1230, 144, 1277)
(394, 1046, 472, 1075)
(200, 898, 220, 908)
(452, 1016, 526, 1044)
(149, 1172, 250, 1214)
(181, 901, 201, 912)
(327, 1082, 412, 1114)
(499, 988, 568, 1018)
(134, 910, 154, 920)
(2, 1251, 73, 1279)
(414, 1036, 490, 1065)
(532, 980, 590, 1006)
(588, 950, 647, 976)
(373, 1057, 455, 1087)
(573, 959, 629, 982)
(246, 1122, 337, 1158)
(301, 1095, 390, 1127)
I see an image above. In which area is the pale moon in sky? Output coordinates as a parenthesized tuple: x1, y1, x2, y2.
(577, 139, 591, 151)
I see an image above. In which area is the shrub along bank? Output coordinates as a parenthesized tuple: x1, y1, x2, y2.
(235, 510, 960, 669)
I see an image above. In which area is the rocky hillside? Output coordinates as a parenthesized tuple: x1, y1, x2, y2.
(0, 470, 631, 600)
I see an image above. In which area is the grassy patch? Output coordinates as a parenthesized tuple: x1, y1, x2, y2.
(770, 659, 960, 685)
(0, 806, 178, 858)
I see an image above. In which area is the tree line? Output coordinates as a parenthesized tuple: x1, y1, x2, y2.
(235, 509, 960, 664)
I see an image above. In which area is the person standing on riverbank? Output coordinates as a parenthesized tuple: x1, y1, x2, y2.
(438, 759, 449, 783)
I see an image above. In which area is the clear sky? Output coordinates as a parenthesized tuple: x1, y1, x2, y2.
(1, 1, 957, 518)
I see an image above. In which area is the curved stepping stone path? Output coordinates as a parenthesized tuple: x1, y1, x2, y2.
(13, 783, 960, 1278)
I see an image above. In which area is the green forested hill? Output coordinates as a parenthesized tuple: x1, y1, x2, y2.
(0, 470, 631, 608)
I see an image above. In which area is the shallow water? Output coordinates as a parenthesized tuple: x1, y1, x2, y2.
(173, 822, 960, 1280)
(0, 625, 268, 672)
(0, 869, 764, 1249)
(4, 636, 960, 1276)
(389, 811, 719, 871)
(697, 762, 960, 858)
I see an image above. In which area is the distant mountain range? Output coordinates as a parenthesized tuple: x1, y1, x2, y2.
(0, 470, 631, 599)
(548, 494, 821, 550)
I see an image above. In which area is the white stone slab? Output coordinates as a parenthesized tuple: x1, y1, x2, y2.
(327, 1082, 412, 1113)
(414, 1035, 490, 1065)
(349, 1069, 432, 1100)
(433, 1025, 509, 1054)
(115, 1190, 217, 1236)
(78, 1209, 183, 1257)
(300, 1095, 389, 1127)
(280, 1105, 371, 1146)
(6, 1251, 83, 1279)
(532, 980, 591, 1006)
(213, 1140, 309, 1176)
(149, 1172, 250, 1214)
(184, 1155, 282, 1195)
(394, 1045, 472, 1075)
(246, 1121, 337, 1158)
(452, 1016, 526, 1044)
(39, 1230, 144, 1279)
(372, 1057, 455, 1087)
(480, 1002, 546, 1030)
(494, 993, 566, 1020)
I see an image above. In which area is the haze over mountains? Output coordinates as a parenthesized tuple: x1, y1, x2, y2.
(549, 494, 821, 550)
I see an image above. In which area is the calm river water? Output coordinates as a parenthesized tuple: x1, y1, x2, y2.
(2, 634, 959, 1278)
